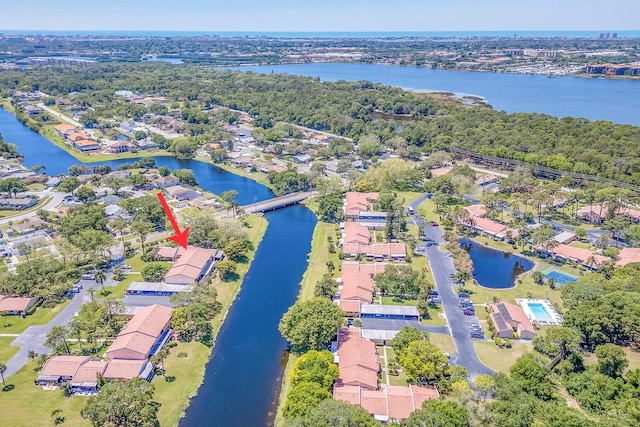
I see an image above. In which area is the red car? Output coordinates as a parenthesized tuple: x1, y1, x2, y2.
(431, 221, 439, 227)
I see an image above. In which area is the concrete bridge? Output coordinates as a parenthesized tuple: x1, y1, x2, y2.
(240, 191, 316, 214)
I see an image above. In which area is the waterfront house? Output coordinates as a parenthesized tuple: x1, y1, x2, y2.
(155, 175, 180, 189)
(74, 139, 100, 153)
(164, 247, 222, 285)
(490, 302, 537, 340)
(102, 359, 154, 381)
(54, 124, 76, 136)
(341, 221, 370, 245)
(164, 185, 202, 201)
(105, 304, 172, 361)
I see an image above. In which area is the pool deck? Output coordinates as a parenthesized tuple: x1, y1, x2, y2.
(516, 298, 563, 326)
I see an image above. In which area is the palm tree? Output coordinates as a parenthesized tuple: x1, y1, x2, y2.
(0, 361, 6, 387)
(94, 269, 106, 291)
(131, 221, 154, 255)
(87, 288, 96, 301)
(69, 318, 84, 352)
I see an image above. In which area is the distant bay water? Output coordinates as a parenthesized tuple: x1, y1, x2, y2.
(222, 63, 640, 125)
(2, 30, 640, 38)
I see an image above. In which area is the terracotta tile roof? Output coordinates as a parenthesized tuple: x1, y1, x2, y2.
(0, 296, 37, 312)
(616, 248, 640, 267)
(156, 246, 186, 260)
(54, 124, 75, 132)
(340, 265, 374, 303)
(336, 328, 379, 390)
(118, 304, 172, 339)
(472, 217, 519, 238)
(39, 356, 91, 377)
(464, 204, 487, 218)
(493, 302, 536, 336)
(550, 244, 608, 266)
(345, 192, 378, 217)
(106, 332, 157, 359)
(165, 247, 217, 283)
(333, 384, 361, 405)
(343, 243, 406, 259)
(103, 359, 147, 380)
(71, 360, 107, 384)
(361, 389, 388, 418)
(343, 222, 370, 245)
(339, 299, 362, 314)
(68, 132, 90, 141)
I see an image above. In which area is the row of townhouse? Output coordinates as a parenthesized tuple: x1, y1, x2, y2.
(36, 304, 172, 394)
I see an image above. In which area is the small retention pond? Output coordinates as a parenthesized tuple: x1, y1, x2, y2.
(459, 239, 534, 289)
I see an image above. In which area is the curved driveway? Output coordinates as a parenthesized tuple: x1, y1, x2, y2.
(408, 195, 493, 377)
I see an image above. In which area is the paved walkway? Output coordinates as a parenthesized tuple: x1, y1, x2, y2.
(4, 274, 118, 378)
(407, 195, 493, 378)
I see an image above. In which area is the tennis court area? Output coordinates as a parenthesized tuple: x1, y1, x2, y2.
(539, 266, 578, 285)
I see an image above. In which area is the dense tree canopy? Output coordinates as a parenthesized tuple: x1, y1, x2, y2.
(279, 297, 344, 353)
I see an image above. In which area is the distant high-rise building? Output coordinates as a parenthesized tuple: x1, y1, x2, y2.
(598, 33, 605, 39)
(612, 33, 618, 38)
(605, 33, 611, 39)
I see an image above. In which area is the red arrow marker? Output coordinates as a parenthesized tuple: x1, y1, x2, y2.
(157, 192, 190, 249)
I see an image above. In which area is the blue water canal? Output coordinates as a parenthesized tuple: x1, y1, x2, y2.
(0, 106, 316, 426)
(460, 239, 534, 289)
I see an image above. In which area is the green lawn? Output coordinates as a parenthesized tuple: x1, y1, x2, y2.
(430, 334, 457, 355)
(0, 361, 89, 426)
(0, 336, 19, 362)
(474, 340, 535, 374)
(0, 302, 67, 334)
(420, 305, 448, 326)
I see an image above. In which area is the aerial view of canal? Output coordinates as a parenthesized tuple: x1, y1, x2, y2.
(460, 239, 534, 289)
(0, 106, 316, 426)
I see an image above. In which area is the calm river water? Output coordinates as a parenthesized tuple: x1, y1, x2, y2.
(0, 106, 316, 426)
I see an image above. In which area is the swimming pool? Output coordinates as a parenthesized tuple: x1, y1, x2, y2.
(527, 303, 554, 322)
(517, 298, 563, 325)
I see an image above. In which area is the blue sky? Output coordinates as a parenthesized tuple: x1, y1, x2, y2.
(1, 0, 637, 32)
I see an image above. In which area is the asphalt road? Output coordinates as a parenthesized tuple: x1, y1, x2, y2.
(407, 195, 493, 377)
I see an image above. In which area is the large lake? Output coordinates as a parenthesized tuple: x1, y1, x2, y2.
(223, 63, 640, 125)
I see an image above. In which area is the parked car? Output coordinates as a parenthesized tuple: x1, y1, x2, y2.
(458, 292, 470, 298)
(81, 273, 95, 280)
(463, 309, 475, 316)
(431, 221, 439, 227)
(122, 265, 132, 270)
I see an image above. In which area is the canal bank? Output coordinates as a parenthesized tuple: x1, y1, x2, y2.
(0, 106, 317, 426)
